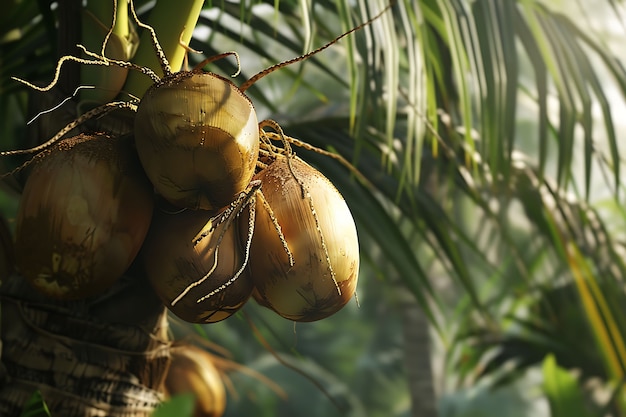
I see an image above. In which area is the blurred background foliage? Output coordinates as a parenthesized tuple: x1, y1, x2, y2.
(4, 0, 626, 416)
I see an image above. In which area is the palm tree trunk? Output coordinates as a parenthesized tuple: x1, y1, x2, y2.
(0, 270, 171, 416)
(401, 293, 438, 417)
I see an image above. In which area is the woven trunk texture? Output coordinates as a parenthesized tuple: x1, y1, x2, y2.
(0, 270, 171, 416)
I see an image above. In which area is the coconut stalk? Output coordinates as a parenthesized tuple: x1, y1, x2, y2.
(80, 0, 137, 105)
(122, 0, 204, 98)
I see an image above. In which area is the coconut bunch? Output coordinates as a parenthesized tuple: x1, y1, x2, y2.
(140, 127, 360, 324)
(125, 4, 364, 324)
(3, 0, 383, 326)
(7, 114, 359, 323)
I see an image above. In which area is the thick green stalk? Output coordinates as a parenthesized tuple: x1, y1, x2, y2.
(81, 0, 134, 105)
(122, 0, 204, 98)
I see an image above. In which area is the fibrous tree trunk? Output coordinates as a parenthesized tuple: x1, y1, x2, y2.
(401, 292, 438, 417)
(0, 268, 171, 416)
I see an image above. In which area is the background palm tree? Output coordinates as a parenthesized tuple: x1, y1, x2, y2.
(2, 0, 626, 416)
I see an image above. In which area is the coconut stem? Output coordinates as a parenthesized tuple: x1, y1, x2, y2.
(174, 182, 262, 305)
(259, 190, 295, 268)
(0, 101, 136, 158)
(239, 2, 394, 92)
(122, 0, 204, 98)
(193, 51, 241, 77)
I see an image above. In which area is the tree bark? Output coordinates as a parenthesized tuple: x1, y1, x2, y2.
(0, 269, 171, 416)
(401, 291, 438, 417)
